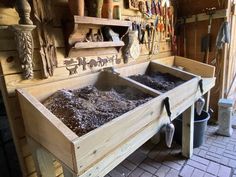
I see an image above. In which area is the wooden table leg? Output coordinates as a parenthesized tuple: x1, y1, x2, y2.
(204, 91, 210, 112)
(182, 104, 194, 158)
(27, 137, 56, 177)
(63, 165, 77, 177)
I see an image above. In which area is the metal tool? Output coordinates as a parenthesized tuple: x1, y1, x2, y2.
(196, 79, 205, 115)
(146, 24, 152, 50)
(163, 97, 175, 148)
(201, 7, 216, 64)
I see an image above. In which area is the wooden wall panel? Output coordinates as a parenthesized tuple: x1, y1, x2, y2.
(0, 1, 173, 177)
(177, 0, 229, 121)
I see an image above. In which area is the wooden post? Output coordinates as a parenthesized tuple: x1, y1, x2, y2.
(182, 104, 194, 158)
(27, 137, 56, 177)
(62, 165, 77, 177)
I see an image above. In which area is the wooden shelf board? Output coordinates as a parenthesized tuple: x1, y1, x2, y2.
(74, 41, 124, 49)
(74, 16, 132, 27)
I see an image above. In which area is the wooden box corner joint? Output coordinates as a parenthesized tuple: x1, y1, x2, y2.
(9, 25, 36, 80)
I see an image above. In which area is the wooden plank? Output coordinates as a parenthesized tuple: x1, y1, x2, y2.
(149, 62, 195, 81)
(17, 89, 78, 171)
(0, 77, 28, 176)
(20, 137, 31, 157)
(0, 7, 19, 25)
(174, 56, 215, 78)
(3, 52, 172, 96)
(74, 16, 132, 27)
(28, 137, 56, 177)
(153, 56, 175, 66)
(74, 41, 124, 49)
(77, 79, 202, 177)
(182, 105, 194, 158)
(25, 155, 36, 175)
(0, 43, 171, 76)
(72, 77, 200, 175)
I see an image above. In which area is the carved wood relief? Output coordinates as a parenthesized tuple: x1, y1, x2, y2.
(9, 25, 36, 79)
(32, 0, 58, 78)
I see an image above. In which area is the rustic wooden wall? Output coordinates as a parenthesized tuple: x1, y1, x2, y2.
(176, 0, 231, 120)
(0, 1, 172, 176)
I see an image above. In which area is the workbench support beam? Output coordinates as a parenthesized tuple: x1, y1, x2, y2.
(182, 105, 194, 158)
(27, 137, 56, 177)
(63, 165, 77, 177)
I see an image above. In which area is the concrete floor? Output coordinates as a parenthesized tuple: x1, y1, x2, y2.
(106, 125, 236, 177)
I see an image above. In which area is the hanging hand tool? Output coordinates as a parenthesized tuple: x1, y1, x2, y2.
(151, 16, 159, 54)
(145, 0, 152, 17)
(183, 17, 187, 57)
(196, 79, 205, 115)
(146, 24, 152, 50)
(151, 0, 157, 15)
(201, 7, 216, 64)
(194, 15, 198, 59)
(163, 97, 175, 148)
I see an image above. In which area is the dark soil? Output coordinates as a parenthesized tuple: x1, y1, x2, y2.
(43, 86, 153, 137)
(129, 72, 185, 93)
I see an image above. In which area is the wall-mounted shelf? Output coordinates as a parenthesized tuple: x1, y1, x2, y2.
(64, 16, 131, 57)
(74, 41, 125, 49)
(73, 16, 131, 27)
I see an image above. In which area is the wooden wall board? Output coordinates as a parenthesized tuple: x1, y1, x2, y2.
(0, 6, 19, 25)
(0, 27, 64, 51)
(177, 0, 227, 17)
(0, 1, 172, 177)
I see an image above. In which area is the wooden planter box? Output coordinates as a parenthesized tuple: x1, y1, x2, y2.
(16, 61, 214, 177)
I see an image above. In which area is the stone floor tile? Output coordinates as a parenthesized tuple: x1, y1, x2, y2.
(165, 169, 179, 177)
(162, 161, 182, 171)
(143, 158, 161, 169)
(109, 168, 126, 177)
(140, 171, 153, 177)
(205, 155, 220, 163)
(217, 165, 231, 177)
(206, 151, 222, 159)
(179, 165, 194, 177)
(203, 173, 215, 177)
(226, 144, 234, 151)
(193, 148, 200, 155)
(121, 160, 137, 171)
(191, 168, 205, 177)
(229, 159, 236, 168)
(186, 159, 207, 171)
(220, 156, 229, 166)
(155, 165, 170, 177)
(206, 161, 220, 176)
(198, 150, 207, 157)
(115, 164, 131, 176)
(191, 155, 209, 166)
(128, 167, 145, 177)
(127, 151, 146, 165)
(147, 148, 160, 160)
(208, 146, 217, 153)
(216, 147, 225, 155)
(139, 163, 157, 174)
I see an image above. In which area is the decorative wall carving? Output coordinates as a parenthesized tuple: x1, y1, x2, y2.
(32, 0, 58, 78)
(9, 25, 36, 79)
(64, 55, 121, 75)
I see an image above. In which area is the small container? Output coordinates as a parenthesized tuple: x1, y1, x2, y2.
(68, 0, 84, 16)
(102, 0, 113, 19)
(217, 99, 234, 137)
